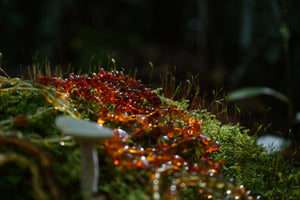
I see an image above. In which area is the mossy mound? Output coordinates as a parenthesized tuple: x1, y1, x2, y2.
(0, 72, 299, 200)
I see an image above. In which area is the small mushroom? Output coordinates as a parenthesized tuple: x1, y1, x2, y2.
(257, 134, 291, 154)
(55, 116, 114, 198)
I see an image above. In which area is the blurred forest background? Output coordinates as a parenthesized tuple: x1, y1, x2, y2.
(1, 0, 300, 137)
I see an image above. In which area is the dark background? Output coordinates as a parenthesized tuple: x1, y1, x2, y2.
(1, 0, 300, 136)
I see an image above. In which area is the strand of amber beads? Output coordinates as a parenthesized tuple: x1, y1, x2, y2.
(39, 69, 259, 199)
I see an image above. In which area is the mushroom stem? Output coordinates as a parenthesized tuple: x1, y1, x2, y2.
(55, 116, 114, 199)
(79, 142, 99, 196)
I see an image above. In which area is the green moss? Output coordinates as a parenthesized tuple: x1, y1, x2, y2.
(193, 109, 300, 199)
(0, 90, 47, 118)
(0, 88, 61, 137)
(156, 95, 300, 199)
(0, 74, 299, 200)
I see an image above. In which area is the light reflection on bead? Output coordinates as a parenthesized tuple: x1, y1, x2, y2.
(97, 118, 105, 125)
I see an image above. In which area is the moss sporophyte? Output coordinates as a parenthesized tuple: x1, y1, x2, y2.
(0, 68, 299, 199)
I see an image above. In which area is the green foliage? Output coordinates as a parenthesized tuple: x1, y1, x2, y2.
(0, 73, 299, 200)
(195, 109, 300, 199)
(99, 163, 151, 200)
(0, 88, 60, 137)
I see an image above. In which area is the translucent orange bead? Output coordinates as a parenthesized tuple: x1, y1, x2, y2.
(114, 160, 120, 165)
(97, 118, 105, 125)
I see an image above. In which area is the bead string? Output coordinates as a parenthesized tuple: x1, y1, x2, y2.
(39, 69, 259, 199)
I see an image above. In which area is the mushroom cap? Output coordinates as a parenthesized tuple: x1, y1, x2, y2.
(55, 116, 114, 141)
(256, 135, 291, 154)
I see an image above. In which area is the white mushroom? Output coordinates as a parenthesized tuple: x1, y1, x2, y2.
(55, 116, 114, 198)
(257, 134, 291, 154)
